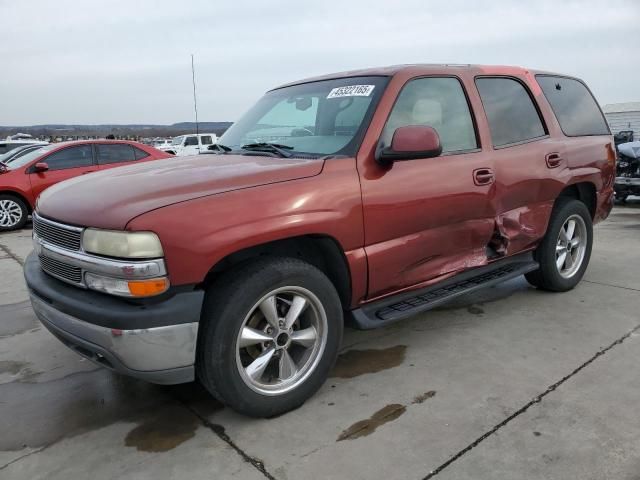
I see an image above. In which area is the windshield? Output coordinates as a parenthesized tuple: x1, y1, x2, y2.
(6, 145, 53, 169)
(219, 76, 388, 157)
(171, 136, 184, 145)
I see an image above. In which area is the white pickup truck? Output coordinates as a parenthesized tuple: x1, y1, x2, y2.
(163, 133, 217, 156)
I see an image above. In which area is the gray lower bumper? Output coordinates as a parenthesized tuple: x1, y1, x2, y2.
(615, 177, 640, 187)
(30, 293, 198, 385)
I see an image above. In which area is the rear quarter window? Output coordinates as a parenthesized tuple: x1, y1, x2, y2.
(536, 75, 610, 137)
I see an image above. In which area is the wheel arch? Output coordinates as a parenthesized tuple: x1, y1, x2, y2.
(557, 181, 596, 219)
(0, 190, 33, 213)
(201, 234, 352, 309)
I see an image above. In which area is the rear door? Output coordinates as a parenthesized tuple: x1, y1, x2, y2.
(475, 76, 565, 255)
(199, 135, 214, 153)
(29, 144, 97, 200)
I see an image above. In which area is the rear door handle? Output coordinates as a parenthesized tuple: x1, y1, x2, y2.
(545, 152, 563, 168)
(473, 168, 495, 186)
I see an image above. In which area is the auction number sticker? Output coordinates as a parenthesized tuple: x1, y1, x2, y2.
(327, 85, 375, 99)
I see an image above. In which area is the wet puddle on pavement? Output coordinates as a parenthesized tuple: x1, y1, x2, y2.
(124, 406, 199, 452)
(330, 345, 407, 379)
(337, 404, 407, 441)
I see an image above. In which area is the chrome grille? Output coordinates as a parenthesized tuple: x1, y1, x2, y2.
(38, 254, 83, 285)
(33, 214, 82, 251)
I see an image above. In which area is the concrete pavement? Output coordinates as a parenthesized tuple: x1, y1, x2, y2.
(1, 203, 639, 479)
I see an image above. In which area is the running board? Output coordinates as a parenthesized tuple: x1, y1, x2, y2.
(350, 252, 538, 330)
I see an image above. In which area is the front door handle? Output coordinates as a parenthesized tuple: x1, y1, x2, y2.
(473, 168, 495, 186)
(545, 152, 563, 168)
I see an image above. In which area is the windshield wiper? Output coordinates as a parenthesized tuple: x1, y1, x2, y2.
(207, 143, 232, 153)
(240, 142, 294, 158)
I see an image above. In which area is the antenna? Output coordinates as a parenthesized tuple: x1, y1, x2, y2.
(191, 54, 199, 135)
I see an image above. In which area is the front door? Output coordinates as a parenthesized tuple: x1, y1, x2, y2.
(359, 76, 496, 299)
(183, 136, 200, 155)
(29, 144, 97, 201)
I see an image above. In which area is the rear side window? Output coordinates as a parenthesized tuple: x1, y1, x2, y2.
(200, 135, 213, 145)
(44, 145, 93, 170)
(476, 77, 546, 147)
(96, 144, 136, 164)
(382, 77, 478, 153)
(536, 75, 610, 136)
(133, 147, 150, 160)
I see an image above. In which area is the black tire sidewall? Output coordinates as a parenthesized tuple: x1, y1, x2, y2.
(534, 198, 593, 291)
(197, 258, 343, 417)
(0, 194, 28, 232)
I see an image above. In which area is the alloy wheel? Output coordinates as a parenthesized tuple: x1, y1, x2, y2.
(235, 286, 328, 396)
(0, 200, 23, 228)
(555, 214, 587, 279)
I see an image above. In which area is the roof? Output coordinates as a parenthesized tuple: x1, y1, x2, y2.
(273, 64, 564, 90)
(602, 102, 640, 114)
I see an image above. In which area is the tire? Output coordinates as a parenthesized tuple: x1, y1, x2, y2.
(525, 198, 593, 292)
(197, 257, 343, 417)
(0, 194, 28, 232)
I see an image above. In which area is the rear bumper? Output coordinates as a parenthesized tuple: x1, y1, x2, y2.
(615, 177, 640, 196)
(24, 252, 204, 384)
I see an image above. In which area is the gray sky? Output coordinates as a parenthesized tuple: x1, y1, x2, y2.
(1, 0, 639, 125)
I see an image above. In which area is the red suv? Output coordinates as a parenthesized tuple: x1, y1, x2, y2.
(0, 140, 171, 231)
(24, 65, 615, 417)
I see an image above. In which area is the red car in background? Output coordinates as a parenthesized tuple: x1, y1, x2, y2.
(0, 140, 172, 231)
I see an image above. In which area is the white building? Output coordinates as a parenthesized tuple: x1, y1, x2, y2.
(603, 102, 640, 137)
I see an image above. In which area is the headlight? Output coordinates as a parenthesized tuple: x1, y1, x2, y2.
(82, 229, 163, 258)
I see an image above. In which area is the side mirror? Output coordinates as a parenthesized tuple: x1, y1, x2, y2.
(376, 125, 442, 165)
(32, 162, 49, 173)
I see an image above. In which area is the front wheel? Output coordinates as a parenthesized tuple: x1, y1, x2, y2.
(525, 198, 593, 292)
(197, 257, 343, 417)
(0, 195, 29, 232)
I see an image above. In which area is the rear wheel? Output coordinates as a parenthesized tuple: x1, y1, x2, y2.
(525, 198, 593, 292)
(197, 257, 343, 417)
(0, 195, 28, 232)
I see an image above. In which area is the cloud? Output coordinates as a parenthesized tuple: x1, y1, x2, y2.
(1, 0, 638, 124)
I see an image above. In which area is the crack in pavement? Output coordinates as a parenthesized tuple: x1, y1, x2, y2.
(0, 242, 24, 266)
(179, 401, 277, 480)
(583, 279, 640, 293)
(422, 323, 640, 479)
(0, 444, 52, 472)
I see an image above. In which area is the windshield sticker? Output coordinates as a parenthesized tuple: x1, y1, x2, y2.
(327, 85, 375, 99)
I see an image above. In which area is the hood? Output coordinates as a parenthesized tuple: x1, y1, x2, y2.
(37, 154, 324, 229)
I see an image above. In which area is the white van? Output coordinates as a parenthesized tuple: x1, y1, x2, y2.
(165, 133, 217, 156)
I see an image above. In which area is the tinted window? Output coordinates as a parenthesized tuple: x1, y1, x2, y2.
(133, 147, 150, 160)
(536, 76, 609, 136)
(382, 77, 477, 153)
(476, 77, 546, 147)
(200, 135, 213, 145)
(96, 144, 136, 164)
(44, 145, 93, 170)
(184, 136, 198, 146)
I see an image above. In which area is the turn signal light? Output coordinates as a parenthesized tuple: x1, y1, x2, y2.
(127, 278, 170, 297)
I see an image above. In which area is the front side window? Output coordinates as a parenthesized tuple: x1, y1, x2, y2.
(96, 144, 136, 164)
(381, 77, 478, 153)
(43, 145, 93, 171)
(219, 76, 389, 157)
(536, 75, 610, 137)
(184, 136, 198, 146)
(476, 77, 546, 147)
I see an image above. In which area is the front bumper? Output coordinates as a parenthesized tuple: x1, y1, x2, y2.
(24, 252, 204, 384)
